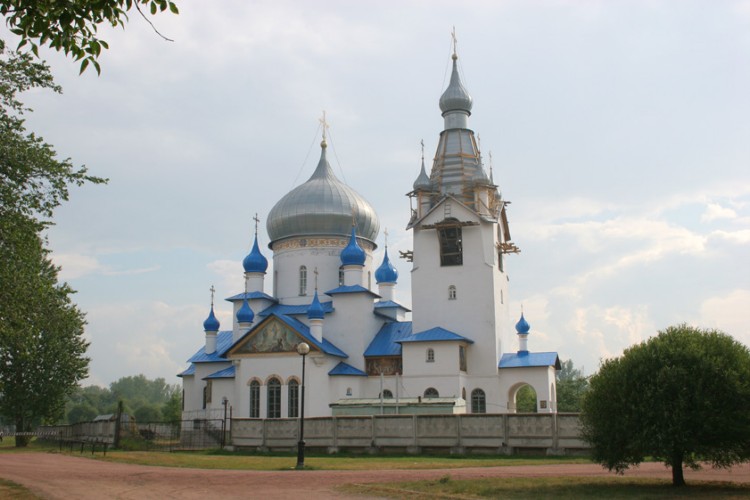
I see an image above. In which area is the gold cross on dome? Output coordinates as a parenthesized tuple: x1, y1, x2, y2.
(319, 111, 329, 142)
(384, 228, 389, 247)
(451, 26, 458, 56)
(420, 139, 425, 161)
(314, 267, 319, 290)
(253, 213, 260, 235)
(209, 285, 216, 307)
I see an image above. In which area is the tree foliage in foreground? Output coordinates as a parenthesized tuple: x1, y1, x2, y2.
(580, 324, 750, 486)
(0, 41, 104, 446)
(1, 0, 179, 73)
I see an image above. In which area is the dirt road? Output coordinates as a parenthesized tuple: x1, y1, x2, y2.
(1, 453, 749, 499)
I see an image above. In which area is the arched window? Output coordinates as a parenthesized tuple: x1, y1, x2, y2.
(299, 266, 307, 296)
(202, 385, 208, 409)
(249, 381, 260, 418)
(448, 285, 457, 300)
(462, 387, 466, 401)
(380, 390, 393, 399)
(426, 348, 435, 363)
(424, 387, 439, 399)
(267, 378, 281, 418)
(288, 380, 299, 418)
(471, 388, 486, 414)
(338, 266, 344, 286)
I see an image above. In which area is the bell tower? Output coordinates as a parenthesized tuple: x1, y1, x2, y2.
(407, 39, 518, 385)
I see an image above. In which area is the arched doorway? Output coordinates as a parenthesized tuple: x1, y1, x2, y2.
(513, 384, 537, 413)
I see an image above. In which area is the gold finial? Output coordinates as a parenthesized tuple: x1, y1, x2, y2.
(314, 267, 319, 291)
(319, 111, 329, 147)
(253, 212, 260, 236)
(451, 26, 458, 60)
(209, 285, 216, 308)
(384, 228, 389, 248)
(420, 139, 425, 162)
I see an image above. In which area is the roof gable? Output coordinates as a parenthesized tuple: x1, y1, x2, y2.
(226, 313, 347, 358)
(328, 361, 367, 377)
(187, 331, 234, 363)
(399, 327, 474, 344)
(364, 322, 413, 357)
(325, 284, 381, 298)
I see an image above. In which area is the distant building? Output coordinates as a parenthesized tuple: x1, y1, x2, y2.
(179, 46, 560, 419)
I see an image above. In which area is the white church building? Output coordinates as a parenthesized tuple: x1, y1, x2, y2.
(179, 47, 560, 419)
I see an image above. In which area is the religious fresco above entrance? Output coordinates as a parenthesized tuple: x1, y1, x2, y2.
(236, 320, 301, 354)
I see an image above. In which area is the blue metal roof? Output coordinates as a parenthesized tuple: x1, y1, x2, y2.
(187, 331, 234, 363)
(373, 300, 411, 312)
(225, 291, 277, 302)
(265, 313, 348, 358)
(177, 364, 196, 377)
(328, 361, 367, 377)
(498, 351, 561, 369)
(204, 365, 236, 380)
(325, 284, 381, 298)
(258, 301, 333, 318)
(399, 327, 474, 344)
(364, 322, 413, 357)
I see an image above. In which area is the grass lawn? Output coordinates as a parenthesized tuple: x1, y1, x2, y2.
(0, 478, 41, 500)
(94, 449, 592, 471)
(341, 475, 750, 499)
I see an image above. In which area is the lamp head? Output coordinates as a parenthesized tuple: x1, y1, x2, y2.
(297, 342, 310, 355)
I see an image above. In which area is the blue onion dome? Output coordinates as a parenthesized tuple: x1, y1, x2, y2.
(375, 248, 398, 284)
(515, 313, 530, 335)
(307, 290, 325, 320)
(203, 306, 220, 332)
(413, 157, 432, 191)
(236, 299, 255, 324)
(242, 235, 268, 273)
(439, 53, 473, 116)
(340, 226, 366, 266)
(266, 140, 380, 245)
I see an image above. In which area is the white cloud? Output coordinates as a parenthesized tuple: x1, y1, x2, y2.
(702, 203, 737, 222)
(710, 229, 750, 244)
(699, 290, 750, 344)
(54, 253, 107, 280)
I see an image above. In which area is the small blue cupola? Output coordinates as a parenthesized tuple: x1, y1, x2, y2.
(236, 298, 255, 324)
(375, 248, 398, 284)
(515, 313, 530, 335)
(516, 313, 530, 353)
(307, 290, 325, 320)
(340, 226, 366, 266)
(203, 306, 220, 332)
(243, 235, 268, 273)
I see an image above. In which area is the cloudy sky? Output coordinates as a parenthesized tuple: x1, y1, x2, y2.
(16, 0, 750, 386)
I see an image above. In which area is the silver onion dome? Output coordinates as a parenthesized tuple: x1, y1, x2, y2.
(267, 141, 380, 245)
(439, 53, 473, 116)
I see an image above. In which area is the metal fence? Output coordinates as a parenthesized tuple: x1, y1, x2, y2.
(39, 417, 227, 452)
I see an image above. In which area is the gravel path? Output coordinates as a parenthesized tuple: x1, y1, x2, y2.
(1, 453, 749, 499)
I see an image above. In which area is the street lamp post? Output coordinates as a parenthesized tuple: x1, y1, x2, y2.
(296, 342, 310, 469)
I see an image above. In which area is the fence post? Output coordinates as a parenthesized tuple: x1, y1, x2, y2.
(113, 400, 123, 448)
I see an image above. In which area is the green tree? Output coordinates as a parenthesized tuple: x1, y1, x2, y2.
(162, 390, 182, 422)
(515, 385, 537, 412)
(134, 404, 161, 423)
(1, 0, 179, 74)
(0, 41, 103, 446)
(580, 324, 750, 486)
(556, 359, 589, 412)
(67, 403, 98, 423)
